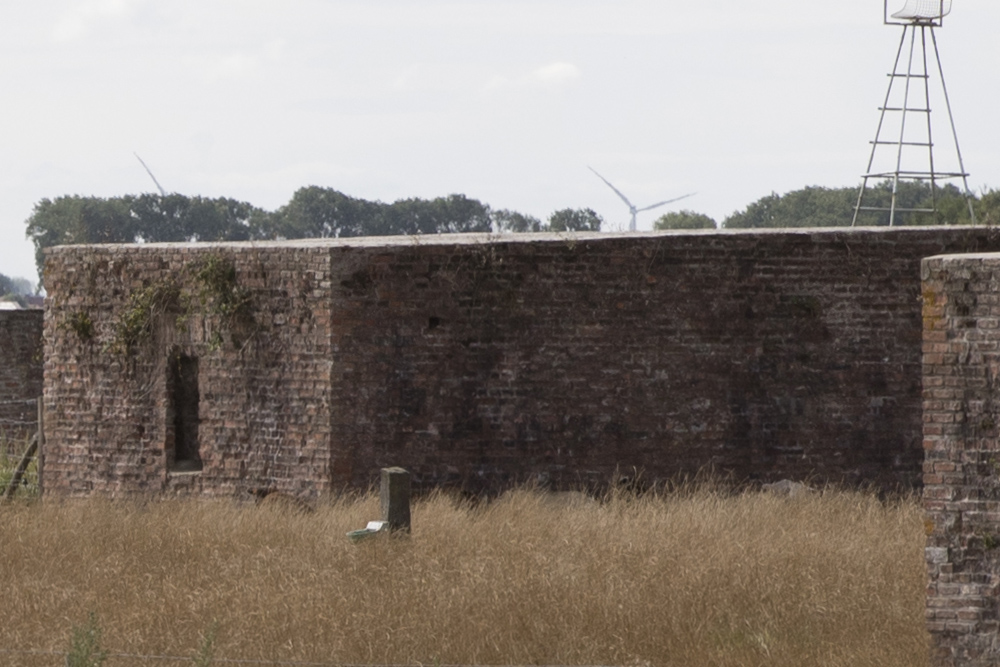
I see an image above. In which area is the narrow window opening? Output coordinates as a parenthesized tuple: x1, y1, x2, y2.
(168, 354, 202, 472)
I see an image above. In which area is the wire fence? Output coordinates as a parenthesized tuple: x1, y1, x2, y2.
(0, 397, 39, 437)
(0, 397, 41, 499)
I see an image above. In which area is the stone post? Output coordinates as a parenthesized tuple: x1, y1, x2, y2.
(380, 467, 411, 533)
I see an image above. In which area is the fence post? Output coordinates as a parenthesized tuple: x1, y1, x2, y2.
(380, 467, 411, 533)
(36, 395, 43, 496)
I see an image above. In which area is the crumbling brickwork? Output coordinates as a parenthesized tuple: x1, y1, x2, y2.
(923, 252, 1000, 666)
(0, 309, 43, 445)
(42, 227, 1000, 498)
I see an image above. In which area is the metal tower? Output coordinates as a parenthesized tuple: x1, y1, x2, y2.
(852, 0, 974, 226)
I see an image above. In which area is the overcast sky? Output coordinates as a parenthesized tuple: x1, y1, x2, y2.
(2, 0, 998, 284)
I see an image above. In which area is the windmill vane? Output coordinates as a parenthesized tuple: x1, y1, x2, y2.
(588, 166, 694, 232)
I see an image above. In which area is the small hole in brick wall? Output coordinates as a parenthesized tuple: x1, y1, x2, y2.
(428, 316, 442, 330)
(168, 354, 202, 473)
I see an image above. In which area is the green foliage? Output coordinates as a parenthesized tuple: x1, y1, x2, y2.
(722, 181, 988, 229)
(25, 186, 607, 273)
(192, 254, 255, 351)
(0, 272, 11, 297)
(0, 270, 31, 306)
(26, 196, 136, 272)
(26, 180, 1000, 278)
(194, 254, 249, 319)
(271, 187, 494, 238)
(269, 186, 374, 239)
(26, 194, 270, 273)
(723, 186, 858, 229)
(193, 622, 219, 667)
(0, 440, 39, 499)
(548, 208, 603, 232)
(66, 612, 108, 667)
(377, 194, 493, 236)
(127, 193, 266, 243)
(66, 311, 95, 342)
(654, 210, 717, 230)
(109, 279, 181, 356)
(975, 189, 1000, 227)
(492, 209, 543, 233)
(858, 181, 977, 226)
(106, 253, 255, 356)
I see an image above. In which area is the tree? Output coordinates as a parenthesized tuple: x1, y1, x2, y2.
(654, 210, 717, 230)
(378, 194, 492, 236)
(722, 181, 983, 229)
(25, 186, 600, 275)
(723, 187, 857, 229)
(492, 209, 543, 233)
(270, 186, 373, 239)
(976, 189, 1000, 226)
(0, 272, 32, 307)
(25, 194, 271, 273)
(8, 276, 33, 295)
(547, 208, 603, 232)
(26, 196, 137, 272)
(270, 188, 495, 238)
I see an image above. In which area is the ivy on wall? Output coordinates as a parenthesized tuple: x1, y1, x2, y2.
(63, 253, 257, 358)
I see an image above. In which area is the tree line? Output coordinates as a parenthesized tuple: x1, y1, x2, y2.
(24, 187, 604, 273)
(0, 272, 35, 303)
(24, 180, 999, 275)
(655, 181, 999, 230)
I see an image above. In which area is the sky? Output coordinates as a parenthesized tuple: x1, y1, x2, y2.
(2, 0, 999, 285)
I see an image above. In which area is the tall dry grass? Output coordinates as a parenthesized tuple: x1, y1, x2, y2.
(0, 486, 926, 666)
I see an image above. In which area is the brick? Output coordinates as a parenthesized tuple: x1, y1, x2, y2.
(0, 310, 43, 444)
(34, 229, 1000, 503)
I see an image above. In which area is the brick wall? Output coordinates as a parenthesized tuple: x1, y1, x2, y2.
(42, 227, 1000, 498)
(325, 227, 1000, 494)
(0, 309, 43, 446)
(923, 252, 1000, 666)
(42, 244, 334, 496)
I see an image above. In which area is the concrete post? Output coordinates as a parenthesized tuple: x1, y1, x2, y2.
(380, 467, 411, 533)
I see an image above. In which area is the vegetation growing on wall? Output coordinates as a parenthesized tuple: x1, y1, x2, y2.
(191, 253, 256, 351)
(110, 278, 182, 356)
(64, 311, 95, 342)
(103, 253, 255, 357)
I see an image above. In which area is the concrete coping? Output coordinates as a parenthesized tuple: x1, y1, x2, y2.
(42, 225, 982, 255)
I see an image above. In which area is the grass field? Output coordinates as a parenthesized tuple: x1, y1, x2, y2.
(0, 485, 927, 666)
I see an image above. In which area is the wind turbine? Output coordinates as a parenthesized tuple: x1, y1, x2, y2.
(588, 167, 694, 231)
(134, 153, 167, 196)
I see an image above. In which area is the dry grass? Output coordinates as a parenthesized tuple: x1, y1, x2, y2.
(0, 486, 927, 666)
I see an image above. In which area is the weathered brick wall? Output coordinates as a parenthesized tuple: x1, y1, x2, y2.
(923, 253, 1000, 667)
(326, 228, 1000, 494)
(0, 309, 43, 446)
(42, 227, 1000, 498)
(42, 243, 334, 497)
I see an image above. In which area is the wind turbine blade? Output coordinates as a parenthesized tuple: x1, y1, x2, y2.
(134, 153, 168, 196)
(588, 166, 635, 210)
(636, 193, 696, 212)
